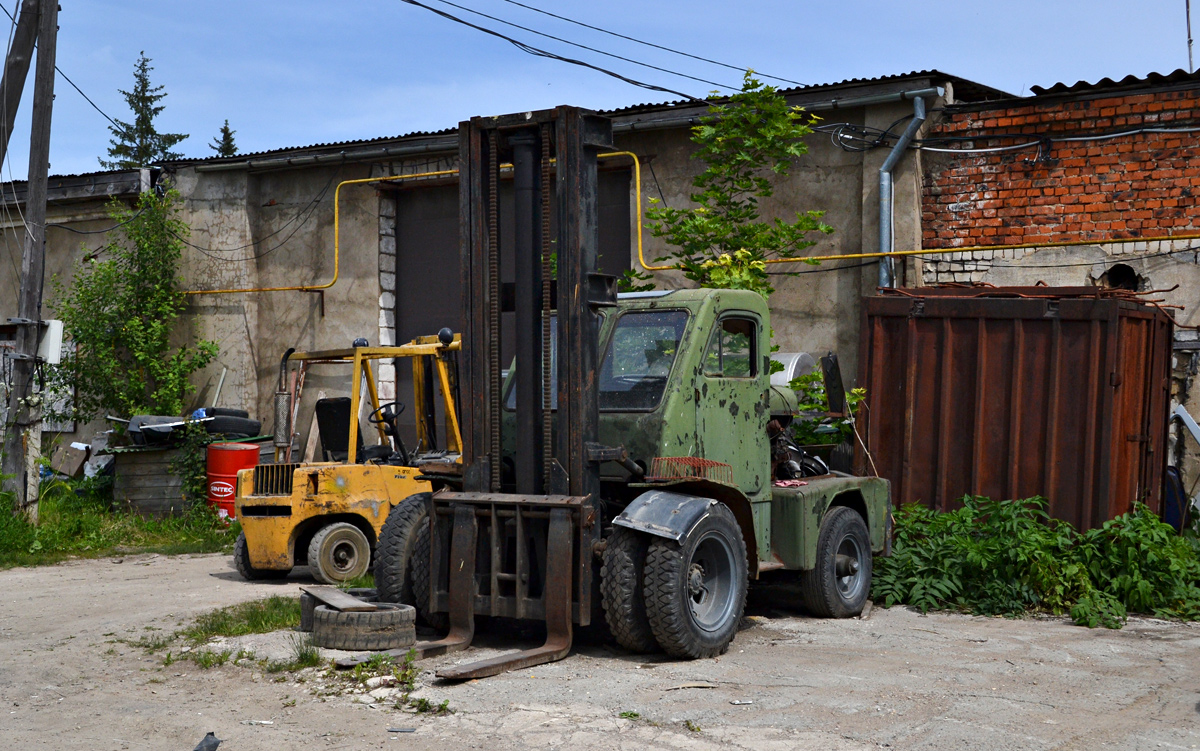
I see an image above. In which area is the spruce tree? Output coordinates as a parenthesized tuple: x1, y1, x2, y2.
(208, 119, 237, 157)
(99, 52, 189, 169)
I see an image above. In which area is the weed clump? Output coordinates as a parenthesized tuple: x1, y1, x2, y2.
(873, 496, 1200, 628)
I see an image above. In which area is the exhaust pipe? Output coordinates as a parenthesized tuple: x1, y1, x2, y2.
(273, 348, 295, 462)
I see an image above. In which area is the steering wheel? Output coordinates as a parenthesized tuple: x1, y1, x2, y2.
(366, 401, 410, 465)
(367, 400, 405, 428)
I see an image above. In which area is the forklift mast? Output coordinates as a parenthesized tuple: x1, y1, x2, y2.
(458, 107, 615, 498)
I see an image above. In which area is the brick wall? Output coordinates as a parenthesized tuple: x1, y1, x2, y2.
(922, 89, 1200, 251)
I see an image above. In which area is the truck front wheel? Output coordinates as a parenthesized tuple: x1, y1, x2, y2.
(600, 527, 659, 653)
(234, 532, 289, 581)
(800, 506, 872, 618)
(643, 503, 747, 659)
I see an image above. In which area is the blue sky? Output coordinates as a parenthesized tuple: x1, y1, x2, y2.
(1, 0, 1194, 176)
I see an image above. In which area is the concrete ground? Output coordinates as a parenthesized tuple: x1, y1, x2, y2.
(1, 552, 1198, 750)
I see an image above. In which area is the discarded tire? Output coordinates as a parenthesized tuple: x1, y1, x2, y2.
(206, 407, 250, 419)
(311, 603, 416, 651)
(299, 592, 317, 632)
(345, 587, 379, 601)
(205, 416, 262, 436)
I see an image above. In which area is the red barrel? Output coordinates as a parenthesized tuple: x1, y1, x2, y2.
(206, 443, 259, 520)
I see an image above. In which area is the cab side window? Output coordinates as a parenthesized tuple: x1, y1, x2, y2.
(702, 317, 757, 378)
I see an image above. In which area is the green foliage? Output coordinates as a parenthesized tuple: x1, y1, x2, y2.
(617, 267, 656, 293)
(209, 119, 238, 157)
(100, 52, 189, 169)
(645, 71, 833, 299)
(49, 189, 217, 422)
(0, 475, 236, 568)
(787, 370, 865, 445)
(873, 496, 1200, 629)
(169, 422, 214, 507)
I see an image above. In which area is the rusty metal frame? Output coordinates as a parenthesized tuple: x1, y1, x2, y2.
(858, 287, 1173, 529)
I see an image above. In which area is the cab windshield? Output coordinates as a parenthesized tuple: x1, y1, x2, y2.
(598, 310, 689, 411)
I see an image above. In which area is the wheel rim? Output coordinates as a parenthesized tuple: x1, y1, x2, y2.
(685, 530, 737, 633)
(834, 533, 866, 602)
(328, 538, 361, 576)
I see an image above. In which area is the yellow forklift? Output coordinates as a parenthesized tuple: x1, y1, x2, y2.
(233, 331, 462, 584)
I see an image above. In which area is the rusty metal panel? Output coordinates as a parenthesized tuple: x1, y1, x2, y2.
(857, 288, 1173, 530)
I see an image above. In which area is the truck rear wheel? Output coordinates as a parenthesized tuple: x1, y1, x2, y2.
(600, 527, 659, 653)
(307, 522, 371, 584)
(643, 503, 747, 659)
(801, 506, 872, 618)
(234, 531, 289, 581)
(374, 493, 448, 630)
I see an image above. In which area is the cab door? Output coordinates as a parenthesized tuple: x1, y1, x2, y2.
(694, 313, 770, 502)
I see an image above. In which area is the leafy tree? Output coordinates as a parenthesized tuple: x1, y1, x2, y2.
(48, 189, 217, 420)
(99, 52, 189, 169)
(209, 119, 238, 157)
(645, 72, 833, 299)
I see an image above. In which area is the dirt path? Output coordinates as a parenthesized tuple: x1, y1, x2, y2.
(1, 552, 1198, 750)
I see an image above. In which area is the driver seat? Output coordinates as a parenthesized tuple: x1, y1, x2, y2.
(314, 397, 392, 462)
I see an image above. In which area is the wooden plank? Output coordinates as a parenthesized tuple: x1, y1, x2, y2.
(300, 585, 378, 612)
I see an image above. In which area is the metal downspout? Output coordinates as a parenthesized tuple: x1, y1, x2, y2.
(878, 93, 930, 288)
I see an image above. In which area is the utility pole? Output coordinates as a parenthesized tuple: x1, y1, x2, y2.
(0, 0, 38, 168)
(1, 0, 59, 521)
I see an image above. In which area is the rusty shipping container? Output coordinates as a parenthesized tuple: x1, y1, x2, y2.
(857, 287, 1173, 530)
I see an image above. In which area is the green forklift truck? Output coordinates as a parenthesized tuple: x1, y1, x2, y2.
(370, 106, 891, 679)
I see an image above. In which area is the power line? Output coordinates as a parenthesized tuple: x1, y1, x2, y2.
(425, 0, 735, 91)
(0, 2, 120, 130)
(498, 0, 806, 88)
(397, 0, 711, 103)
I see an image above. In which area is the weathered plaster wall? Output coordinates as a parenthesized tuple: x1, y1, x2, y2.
(173, 163, 381, 448)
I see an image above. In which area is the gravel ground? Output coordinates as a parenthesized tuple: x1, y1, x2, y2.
(1, 552, 1198, 750)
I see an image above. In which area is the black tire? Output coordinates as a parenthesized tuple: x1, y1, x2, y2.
(307, 522, 372, 584)
(643, 503, 747, 659)
(234, 531, 289, 581)
(600, 527, 659, 653)
(205, 416, 262, 436)
(800, 506, 872, 618)
(207, 407, 250, 419)
(374, 493, 447, 630)
(300, 592, 316, 632)
(311, 603, 416, 651)
(344, 587, 379, 601)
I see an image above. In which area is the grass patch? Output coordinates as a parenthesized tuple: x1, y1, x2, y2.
(180, 596, 300, 643)
(337, 572, 375, 590)
(619, 711, 640, 720)
(0, 474, 237, 568)
(265, 633, 323, 673)
(873, 496, 1200, 628)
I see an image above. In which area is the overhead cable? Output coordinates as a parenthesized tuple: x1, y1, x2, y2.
(498, 0, 807, 87)
(0, 1, 121, 130)
(397, 0, 711, 103)
(426, 0, 735, 91)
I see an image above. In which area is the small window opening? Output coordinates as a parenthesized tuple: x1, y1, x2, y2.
(1101, 263, 1142, 291)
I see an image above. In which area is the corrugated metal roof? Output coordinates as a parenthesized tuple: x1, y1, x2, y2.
(1030, 68, 1200, 96)
(164, 69, 1009, 168)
